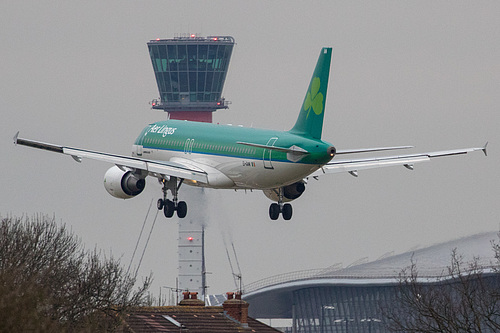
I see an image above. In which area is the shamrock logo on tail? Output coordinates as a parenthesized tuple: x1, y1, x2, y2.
(304, 77, 323, 119)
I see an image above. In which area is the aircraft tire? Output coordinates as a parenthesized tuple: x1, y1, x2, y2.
(282, 203, 293, 220)
(157, 199, 164, 210)
(164, 200, 175, 218)
(269, 203, 280, 220)
(177, 201, 187, 218)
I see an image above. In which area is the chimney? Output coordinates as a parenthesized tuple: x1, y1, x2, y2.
(223, 292, 249, 327)
(179, 291, 205, 306)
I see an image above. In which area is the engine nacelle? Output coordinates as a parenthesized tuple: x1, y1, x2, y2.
(263, 181, 306, 202)
(104, 166, 146, 199)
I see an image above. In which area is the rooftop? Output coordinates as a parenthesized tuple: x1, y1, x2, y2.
(243, 231, 499, 295)
(148, 35, 235, 44)
(121, 292, 281, 333)
(242, 231, 499, 319)
(122, 306, 279, 333)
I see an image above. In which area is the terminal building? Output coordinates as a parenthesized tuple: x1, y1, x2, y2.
(147, 35, 235, 123)
(243, 231, 500, 332)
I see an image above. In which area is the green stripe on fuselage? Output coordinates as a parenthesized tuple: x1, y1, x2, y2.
(135, 120, 333, 165)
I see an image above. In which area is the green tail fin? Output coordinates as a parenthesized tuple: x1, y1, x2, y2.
(289, 47, 332, 139)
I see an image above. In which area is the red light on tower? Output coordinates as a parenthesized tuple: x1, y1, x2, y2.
(187, 236, 193, 242)
(190, 34, 196, 38)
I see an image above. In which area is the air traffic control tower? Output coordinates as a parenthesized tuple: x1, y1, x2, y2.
(147, 35, 235, 299)
(147, 35, 235, 123)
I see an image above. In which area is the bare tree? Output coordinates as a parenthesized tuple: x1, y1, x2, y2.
(0, 215, 151, 332)
(384, 246, 500, 332)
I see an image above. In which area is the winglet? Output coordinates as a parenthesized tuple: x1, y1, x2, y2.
(482, 142, 488, 156)
(13, 131, 19, 145)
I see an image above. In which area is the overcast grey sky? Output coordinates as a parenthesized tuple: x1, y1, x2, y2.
(1, 1, 499, 296)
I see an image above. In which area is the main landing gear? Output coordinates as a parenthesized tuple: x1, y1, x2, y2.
(157, 177, 187, 218)
(269, 187, 293, 221)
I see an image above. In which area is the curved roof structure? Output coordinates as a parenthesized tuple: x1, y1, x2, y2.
(243, 231, 498, 318)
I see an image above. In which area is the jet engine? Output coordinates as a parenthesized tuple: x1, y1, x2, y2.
(104, 166, 146, 199)
(263, 181, 306, 202)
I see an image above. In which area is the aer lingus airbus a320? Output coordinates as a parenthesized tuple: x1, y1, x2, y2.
(14, 48, 487, 220)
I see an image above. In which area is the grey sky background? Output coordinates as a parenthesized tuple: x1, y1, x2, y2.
(1, 1, 499, 297)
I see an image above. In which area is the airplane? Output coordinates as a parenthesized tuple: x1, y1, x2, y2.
(14, 47, 487, 220)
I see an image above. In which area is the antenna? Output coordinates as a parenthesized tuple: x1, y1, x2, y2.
(163, 282, 184, 305)
(225, 242, 243, 292)
(225, 246, 239, 290)
(232, 242, 243, 293)
(201, 225, 207, 302)
(235, 273, 242, 295)
(222, 228, 243, 292)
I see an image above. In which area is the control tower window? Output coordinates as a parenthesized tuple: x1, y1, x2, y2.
(188, 45, 197, 71)
(177, 45, 187, 71)
(170, 72, 179, 92)
(198, 45, 208, 71)
(167, 45, 177, 71)
(148, 38, 234, 105)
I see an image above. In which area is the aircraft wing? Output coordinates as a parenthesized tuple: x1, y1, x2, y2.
(311, 144, 488, 178)
(13, 133, 208, 183)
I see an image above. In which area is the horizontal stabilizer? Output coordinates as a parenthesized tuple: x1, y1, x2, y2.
(236, 141, 309, 155)
(335, 146, 413, 155)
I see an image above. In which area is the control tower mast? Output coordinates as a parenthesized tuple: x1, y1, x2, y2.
(147, 35, 235, 123)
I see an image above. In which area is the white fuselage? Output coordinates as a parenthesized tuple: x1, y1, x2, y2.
(134, 146, 320, 190)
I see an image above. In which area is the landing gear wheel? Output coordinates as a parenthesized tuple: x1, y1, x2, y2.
(157, 199, 164, 210)
(163, 200, 175, 218)
(177, 201, 187, 218)
(282, 203, 293, 220)
(269, 203, 280, 220)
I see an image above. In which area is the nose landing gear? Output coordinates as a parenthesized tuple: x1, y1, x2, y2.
(157, 177, 187, 218)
